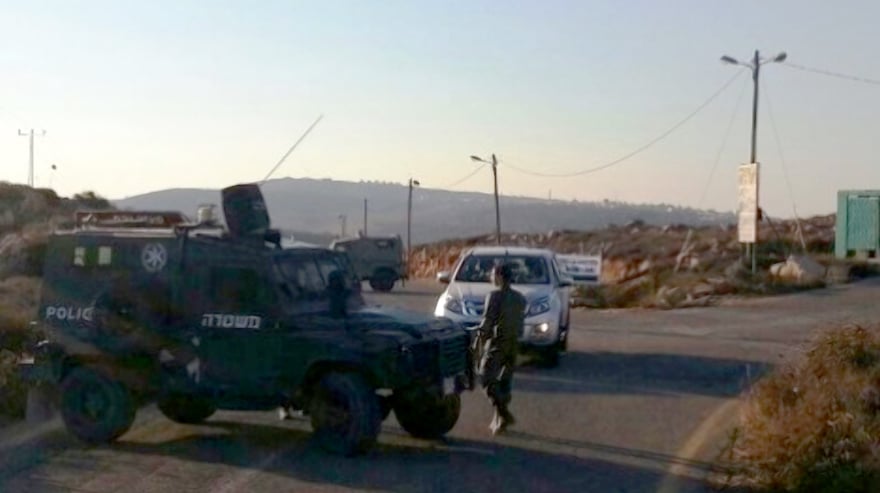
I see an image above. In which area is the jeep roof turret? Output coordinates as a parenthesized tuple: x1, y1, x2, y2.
(21, 183, 470, 455)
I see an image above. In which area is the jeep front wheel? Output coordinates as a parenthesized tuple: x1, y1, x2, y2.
(309, 373, 381, 456)
(393, 389, 461, 439)
(158, 392, 216, 424)
(60, 366, 136, 444)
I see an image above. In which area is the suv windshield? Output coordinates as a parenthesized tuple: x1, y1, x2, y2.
(454, 254, 550, 284)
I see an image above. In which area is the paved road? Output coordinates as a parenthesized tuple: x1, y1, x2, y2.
(3, 278, 880, 493)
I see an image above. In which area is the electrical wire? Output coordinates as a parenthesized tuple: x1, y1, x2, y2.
(697, 75, 749, 207)
(781, 62, 880, 86)
(261, 114, 324, 183)
(500, 69, 746, 178)
(443, 163, 487, 189)
(762, 77, 808, 252)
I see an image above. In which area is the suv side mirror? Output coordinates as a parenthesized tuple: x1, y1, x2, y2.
(558, 278, 573, 288)
(437, 271, 451, 284)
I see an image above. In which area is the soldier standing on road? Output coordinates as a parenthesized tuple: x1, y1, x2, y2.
(476, 263, 526, 435)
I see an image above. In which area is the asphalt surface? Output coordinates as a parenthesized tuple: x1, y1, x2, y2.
(3, 278, 880, 493)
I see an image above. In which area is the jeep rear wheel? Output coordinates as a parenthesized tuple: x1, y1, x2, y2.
(60, 367, 136, 444)
(158, 392, 216, 424)
(309, 373, 381, 456)
(369, 269, 396, 292)
(394, 389, 461, 439)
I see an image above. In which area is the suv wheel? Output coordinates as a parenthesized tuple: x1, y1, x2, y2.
(369, 269, 396, 292)
(309, 373, 381, 456)
(60, 366, 136, 444)
(393, 389, 461, 439)
(158, 392, 216, 424)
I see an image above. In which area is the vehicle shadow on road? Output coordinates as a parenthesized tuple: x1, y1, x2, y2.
(94, 419, 708, 493)
(515, 351, 769, 398)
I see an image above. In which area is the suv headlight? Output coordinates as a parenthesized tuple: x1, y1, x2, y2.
(444, 296, 463, 314)
(527, 296, 551, 316)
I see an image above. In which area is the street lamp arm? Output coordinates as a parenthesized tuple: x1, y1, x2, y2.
(759, 52, 788, 66)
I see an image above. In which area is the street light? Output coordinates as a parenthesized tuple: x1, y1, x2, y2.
(406, 178, 420, 283)
(470, 154, 501, 245)
(720, 50, 787, 164)
(720, 49, 787, 273)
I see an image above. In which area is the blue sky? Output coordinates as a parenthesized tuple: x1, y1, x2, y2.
(0, 0, 878, 217)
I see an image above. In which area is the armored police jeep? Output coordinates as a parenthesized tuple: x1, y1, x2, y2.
(330, 236, 405, 292)
(20, 184, 470, 456)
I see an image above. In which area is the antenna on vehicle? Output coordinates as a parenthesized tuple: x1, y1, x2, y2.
(260, 114, 324, 184)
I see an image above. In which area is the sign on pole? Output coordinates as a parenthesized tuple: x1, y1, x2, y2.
(557, 254, 602, 285)
(738, 163, 759, 243)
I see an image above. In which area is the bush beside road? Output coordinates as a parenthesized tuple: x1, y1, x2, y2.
(719, 324, 880, 492)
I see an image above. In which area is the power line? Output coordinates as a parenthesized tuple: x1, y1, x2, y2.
(697, 75, 749, 208)
(261, 114, 324, 184)
(762, 77, 808, 252)
(781, 62, 880, 86)
(443, 163, 487, 189)
(501, 70, 746, 178)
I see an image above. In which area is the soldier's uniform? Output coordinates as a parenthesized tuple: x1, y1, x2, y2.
(477, 275, 526, 434)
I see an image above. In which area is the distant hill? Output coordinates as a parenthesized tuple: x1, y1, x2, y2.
(113, 177, 734, 246)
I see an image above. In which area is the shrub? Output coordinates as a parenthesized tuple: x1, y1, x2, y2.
(720, 324, 880, 492)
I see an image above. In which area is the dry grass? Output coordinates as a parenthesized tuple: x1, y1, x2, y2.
(0, 276, 41, 419)
(719, 324, 880, 492)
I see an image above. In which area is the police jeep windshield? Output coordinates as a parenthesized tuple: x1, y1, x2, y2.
(454, 255, 550, 284)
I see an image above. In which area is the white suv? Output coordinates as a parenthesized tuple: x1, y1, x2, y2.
(433, 246, 573, 367)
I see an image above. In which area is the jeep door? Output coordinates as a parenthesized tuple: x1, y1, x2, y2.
(273, 251, 363, 387)
(184, 257, 284, 398)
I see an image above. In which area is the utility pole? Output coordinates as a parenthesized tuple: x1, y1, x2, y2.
(470, 154, 502, 244)
(18, 129, 46, 187)
(406, 178, 420, 281)
(363, 198, 368, 236)
(338, 214, 347, 238)
(721, 49, 787, 275)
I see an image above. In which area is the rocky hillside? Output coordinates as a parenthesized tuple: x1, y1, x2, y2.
(408, 214, 842, 308)
(0, 183, 112, 279)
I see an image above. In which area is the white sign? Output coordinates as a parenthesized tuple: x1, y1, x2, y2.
(738, 163, 759, 243)
(557, 254, 602, 285)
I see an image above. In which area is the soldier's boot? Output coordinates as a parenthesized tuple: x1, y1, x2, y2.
(489, 409, 503, 435)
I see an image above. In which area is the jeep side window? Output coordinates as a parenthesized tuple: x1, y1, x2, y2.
(279, 258, 325, 301)
(316, 256, 350, 290)
(208, 267, 273, 311)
